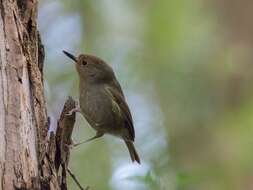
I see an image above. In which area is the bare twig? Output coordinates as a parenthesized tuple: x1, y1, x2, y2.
(56, 96, 76, 172)
(52, 96, 89, 189)
(67, 168, 90, 190)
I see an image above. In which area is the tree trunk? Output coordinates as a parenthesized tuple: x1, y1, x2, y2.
(0, 1, 77, 190)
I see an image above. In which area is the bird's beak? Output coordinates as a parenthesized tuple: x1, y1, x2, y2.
(63, 50, 77, 63)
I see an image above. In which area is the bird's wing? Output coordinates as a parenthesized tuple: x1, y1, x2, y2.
(105, 81, 135, 141)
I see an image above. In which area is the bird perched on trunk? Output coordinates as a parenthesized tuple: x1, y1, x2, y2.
(63, 50, 140, 164)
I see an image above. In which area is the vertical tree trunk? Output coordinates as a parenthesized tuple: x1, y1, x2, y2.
(0, 0, 47, 189)
(0, 1, 78, 189)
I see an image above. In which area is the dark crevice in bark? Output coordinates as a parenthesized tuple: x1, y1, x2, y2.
(16, 0, 25, 12)
(18, 77, 22, 84)
(27, 19, 33, 35)
(37, 32, 45, 78)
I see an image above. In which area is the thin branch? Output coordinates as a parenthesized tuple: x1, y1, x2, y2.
(55, 96, 76, 172)
(53, 96, 88, 189)
(67, 168, 90, 190)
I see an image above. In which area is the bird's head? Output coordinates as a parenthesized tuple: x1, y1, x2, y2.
(63, 50, 115, 84)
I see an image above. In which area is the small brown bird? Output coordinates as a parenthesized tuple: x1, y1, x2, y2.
(63, 50, 140, 164)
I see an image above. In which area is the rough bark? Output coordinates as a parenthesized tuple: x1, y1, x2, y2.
(0, 1, 77, 189)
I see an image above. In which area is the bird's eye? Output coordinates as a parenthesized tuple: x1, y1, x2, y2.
(82, 60, 87, 66)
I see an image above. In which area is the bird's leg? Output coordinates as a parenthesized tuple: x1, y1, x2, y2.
(73, 131, 104, 147)
(66, 103, 81, 116)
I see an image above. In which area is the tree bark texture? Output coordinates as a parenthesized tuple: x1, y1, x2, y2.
(0, 1, 76, 190)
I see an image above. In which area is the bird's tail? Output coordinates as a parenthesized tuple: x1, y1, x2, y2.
(125, 141, 141, 164)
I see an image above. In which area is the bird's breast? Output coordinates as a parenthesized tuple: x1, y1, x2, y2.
(79, 85, 119, 132)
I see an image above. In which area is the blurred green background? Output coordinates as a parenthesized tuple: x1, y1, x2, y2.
(39, 0, 253, 189)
